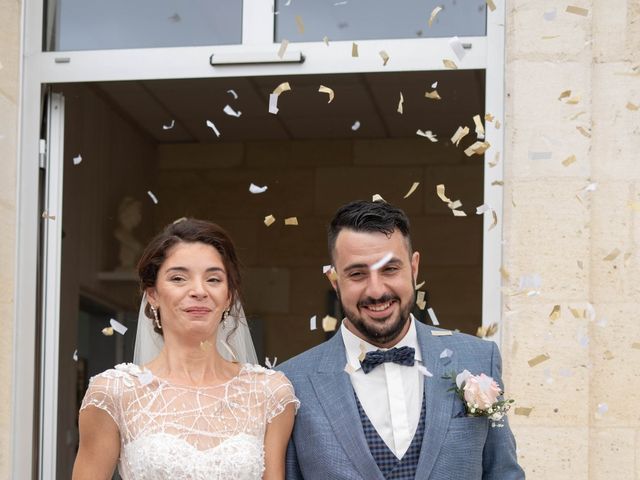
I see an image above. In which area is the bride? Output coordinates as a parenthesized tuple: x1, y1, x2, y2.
(72, 219, 299, 480)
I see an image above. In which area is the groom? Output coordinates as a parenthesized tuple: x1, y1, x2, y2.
(278, 200, 524, 479)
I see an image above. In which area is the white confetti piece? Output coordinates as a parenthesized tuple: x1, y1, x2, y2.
(476, 204, 490, 215)
(543, 8, 557, 21)
(137, 369, 154, 386)
(249, 183, 268, 194)
(431, 81, 438, 89)
(379, 50, 390, 66)
(417, 365, 433, 377)
(268, 93, 280, 114)
(397, 92, 404, 114)
(427, 307, 440, 326)
(370, 252, 393, 271)
(223, 105, 242, 117)
(110, 319, 128, 335)
(265, 357, 278, 369)
(73, 154, 83, 165)
(351, 120, 361, 131)
(439, 348, 453, 359)
(147, 191, 159, 204)
(431, 330, 453, 336)
(309, 315, 317, 331)
(404, 182, 420, 198)
(416, 130, 438, 142)
(448, 36, 466, 61)
(227, 89, 238, 99)
(162, 120, 175, 130)
(596, 403, 608, 416)
(372, 194, 385, 203)
(206, 120, 221, 137)
(277, 39, 289, 59)
(72, 349, 78, 362)
(322, 265, 332, 274)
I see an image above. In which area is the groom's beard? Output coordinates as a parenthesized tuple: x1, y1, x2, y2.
(337, 289, 414, 345)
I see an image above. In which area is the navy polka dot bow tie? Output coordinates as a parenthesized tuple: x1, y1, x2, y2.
(360, 346, 416, 374)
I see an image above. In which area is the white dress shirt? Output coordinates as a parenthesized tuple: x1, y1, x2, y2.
(342, 316, 424, 459)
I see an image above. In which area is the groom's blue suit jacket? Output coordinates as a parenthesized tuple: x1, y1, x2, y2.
(278, 321, 525, 480)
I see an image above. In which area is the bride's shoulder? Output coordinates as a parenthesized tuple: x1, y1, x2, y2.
(240, 364, 292, 385)
(88, 363, 152, 390)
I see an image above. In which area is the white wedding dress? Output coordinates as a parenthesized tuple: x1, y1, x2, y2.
(81, 362, 299, 479)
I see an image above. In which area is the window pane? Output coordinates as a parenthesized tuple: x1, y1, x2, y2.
(45, 0, 242, 51)
(274, 0, 486, 42)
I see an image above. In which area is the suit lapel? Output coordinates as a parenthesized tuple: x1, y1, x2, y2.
(415, 323, 456, 479)
(309, 331, 385, 480)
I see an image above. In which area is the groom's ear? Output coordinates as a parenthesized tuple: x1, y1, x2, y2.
(411, 251, 420, 285)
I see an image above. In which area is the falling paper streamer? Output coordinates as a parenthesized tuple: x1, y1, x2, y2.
(543, 8, 557, 20)
(284, 217, 299, 226)
(486, 0, 496, 11)
(277, 39, 289, 59)
(318, 85, 335, 103)
(249, 183, 268, 194)
(322, 315, 338, 332)
(566, 5, 589, 16)
(473, 115, 485, 139)
(295, 15, 305, 34)
(147, 191, 159, 204)
(436, 184, 452, 203)
(427, 307, 440, 326)
(416, 291, 427, 310)
(397, 92, 404, 114)
(352, 42, 359, 57)
(264, 215, 276, 227)
(403, 182, 420, 198)
(309, 315, 317, 331)
(451, 126, 469, 146)
(372, 194, 385, 202)
(162, 120, 175, 130)
(464, 141, 491, 157)
(110, 319, 128, 335)
(442, 59, 458, 69)
(562, 155, 577, 167)
(416, 130, 438, 142)
(428, 6, 443, 27)
(549, 305, 561, 321)
(227, 89, 238, 99)
(223, 105, 242, 117)
(415, 280, 425, 289)
(273, 82, 291, 96)
(102, 327, 114, 336)
(351, 120, 361, 131)
(265, 357, 278, 369)
(206, 120, 221, 137)
(371, 252, 393, 270)
(424, 90, 441, 100)
(448, 36, 466, 61)
(379, 50, 390, 66)
(72, 349, 78, 362)
(527, 353, 550, 367)
(73, 154, 83, 165)
(417, 365, 434, 377)
(431, 330, 453, 336)
(603, 248, 621, 261)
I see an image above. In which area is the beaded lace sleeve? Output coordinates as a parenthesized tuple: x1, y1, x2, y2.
(80, 369, 121, 427)
(264, 369, 300, 423)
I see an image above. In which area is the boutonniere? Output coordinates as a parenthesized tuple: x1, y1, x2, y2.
(443, 369, 514, 425)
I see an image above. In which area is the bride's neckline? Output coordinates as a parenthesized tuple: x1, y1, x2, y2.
(147, 363, 250, 390)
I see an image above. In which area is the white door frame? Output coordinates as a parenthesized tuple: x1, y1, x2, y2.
(13, 0, 505, 477)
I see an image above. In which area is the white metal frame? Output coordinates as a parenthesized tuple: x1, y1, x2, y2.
(13, 0, 506, 477)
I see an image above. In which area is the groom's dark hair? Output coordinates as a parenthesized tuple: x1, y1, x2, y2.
(328, 200, 413, 261)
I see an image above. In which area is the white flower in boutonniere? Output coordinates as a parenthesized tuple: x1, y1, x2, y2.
(444, 369, 515, 426)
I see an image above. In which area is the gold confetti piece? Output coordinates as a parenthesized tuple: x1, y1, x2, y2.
(442, 59, 458, 69)
(486, 0, 496, 12)
(352, 42, 359, 57)
(436, 184, 451, 203)
(569, 111, 586, 121)
(326, 269, 338, 282)
(41, 211, 56, 220)
(101, 327, 114, 336)
(318, 85, 335, 103)
(632, 342, 640, 349)
(464, 141, 491, 157)
(542, 35, 561, 40)
(415, 280, 425, 289)
(295, 15, 305, 34)
(549, 305, 561, 321)
(264, 214, 276, 227)
(428, 5, 443, 27)
(562, 154, 577, 167)
(404, 182, 420, 198)
(499, 266, 510, 281)
(323, 36, 330, 46)
(397, 92, 404, 114)
(488, 210, 498, 231)
(379, 50, 390, 66)
(569, 306, 584, 318)
(626, 102, 639, 111)
(452, 209, 467, 217)
(431, 330, 453, 336)
(576, 126, 590, 139)
(473, 114, 485, 139)
(566, 5, 589, 16)
(424, 90, 441, 100)
(277, 39, 289, 59)
(603, 248, 621, 261)
(558, 90, 572, 101)
(489, 152, 500, 168)
(476, 323, 498, 338)
(284, 217, 299, 226)
(491, 180, 504, 186)
(603, 350, 614, 360)
(451, 126, 470, 146)
(372, 194, 386, 202)
(358, 343, 367, 362)
(494, 120, 501, 129)
(448, 199, 462, 210)
(416, 291, 427, 310)
(566, 96, 581, 105)
(200, 340, 214, 351)
(322, 315, 338, 332)
(272, 82, 291, 96)
(527, 353, 550, 367)
(629, 202, 640, 211)
(485, 113, 495, 122)
(515, 407, 533, 416)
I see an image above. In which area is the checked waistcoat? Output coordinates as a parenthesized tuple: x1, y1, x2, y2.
(354, 392, 426, 480)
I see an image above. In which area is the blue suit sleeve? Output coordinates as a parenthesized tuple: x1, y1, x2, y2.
(285, 436, 304, 480)
(482, 342, 526, 480)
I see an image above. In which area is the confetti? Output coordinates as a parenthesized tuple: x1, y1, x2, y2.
(403, 182, 420, 198)
(265, 357, 278, 368)
(322, 315, 338, 332)
(344, 363, 355, 374)
(268, 94, 280, 114)
(309, 315, 317, 331)
(110, 319, 128, 335)
(273, 82, 291, 96)
(562, 154, 577, 167)
(566, 5, 589, 16)
(162, 119, 176, 131)
(415, 280, 425, 289)
(223, 105, 242, 117)
(488, 210, 498, 231)
(431, 81, 438, 88)
(263, 215, 275, 227)
(499, 266, 510, 282)
(485, 113, 495, 122)
(277, 39, 289, 59)
(227, 89, 238, 99)
(379, 50, 390, 66)
(439, 348, 453, 359)
(424, 90, 441, 100)
(206, 120, 221, 137)
(451, 126, 470, 146)
(249, 183, 268, 194)
(473, 115, 485, 139)
(448, 200, 462, 210)
(476, 323, 498, 338)
(352, 42, 359, 57)
(596, 403, 608, 417)
(495, 120, 501, 129)
(427, 307, 440, 326)
(603, 248, 621, 261)
(323, 36, 330, 46)
(448, 36, 466, 61)
(515, 407, 533, 416)
(322, 265, 332, 274)
(436, 184, 452, 203)
(632, 342, 640, 350)
(549, 305, 561, 321)
(397, 92, 404, 114)
(464, 141, 491, 157)
(431, 330, 453, 336)
(371, 252, 393, 270)
(358, 343, 367, 362)
(416, 130, 438, 142)
(626, 102, 639, 111)
(101, 327, 114, 336)
(72, 350, 78, 362)
(295, 15, 305, 34)
(147, 191, 159, 204)
(351, 120, 361, 131)
(284, 217, 299, 226)
(576, 125, 592, 138)
(442, 59, 458, 69)
(416, 291, 427, 310)
(476, 204, 490, 215)
(72, 154, 82, 165)
(543, 8, 557, 21)
(372, 194, 385, 202)
(489, 152, 500, 167)
(527, 353, 550, 367)
(318, 85, 335, 103)
(41, 211, 56, 220)
(137, 369, 154, 386)
(486, 0, 496, 11)
(417, 365, 434, 377)
(428, 6, 443, 27)
(603, 350, 614, 360)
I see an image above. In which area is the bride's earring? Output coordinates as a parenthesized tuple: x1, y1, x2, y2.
(150, 305, 161, 330)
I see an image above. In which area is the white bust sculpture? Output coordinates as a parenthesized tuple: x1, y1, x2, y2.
(114, 197, 143, 271)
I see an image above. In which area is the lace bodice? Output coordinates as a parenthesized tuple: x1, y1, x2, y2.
(81, 363, 299, 479)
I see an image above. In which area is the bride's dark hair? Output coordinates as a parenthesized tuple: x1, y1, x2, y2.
(136, 218, 242, 337)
